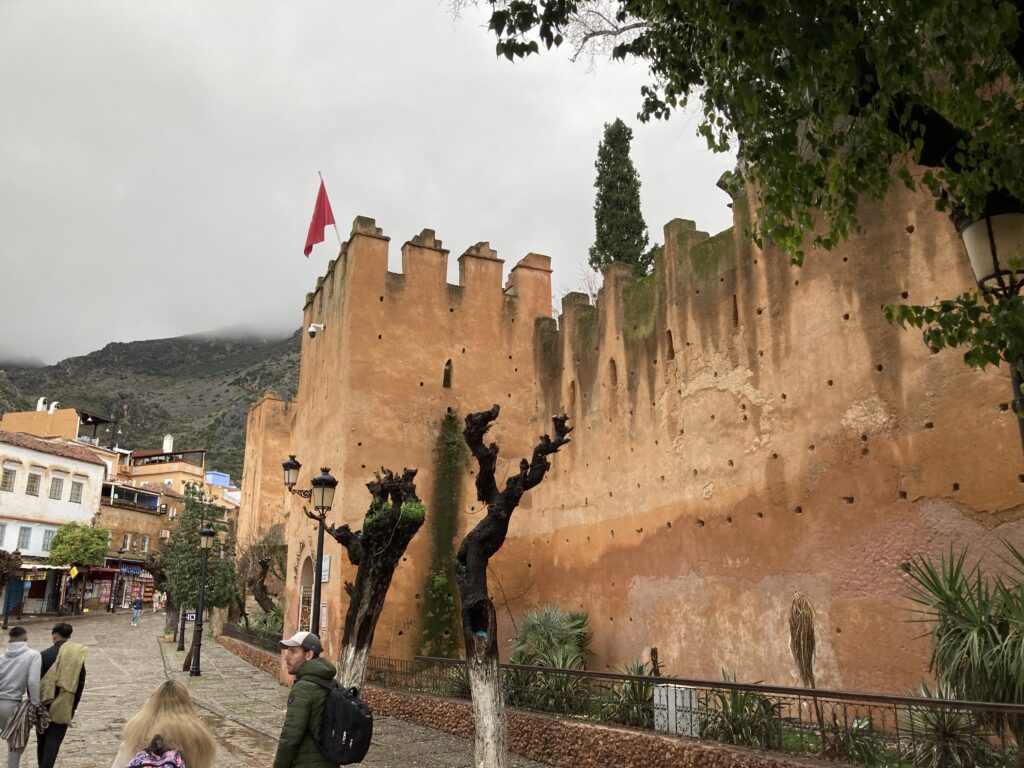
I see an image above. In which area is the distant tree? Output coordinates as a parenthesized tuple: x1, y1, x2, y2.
(237, 523, 286, 617)
(0, 550, 22, 595)
(589, 118, 651, 277)
(163, 483, 236, 612)
(455, 405, 571, 768)
(326, 468, 425, 688)
(47, 523, 109, 566)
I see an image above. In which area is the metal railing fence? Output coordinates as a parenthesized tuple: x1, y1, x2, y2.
(363, 655, 1024, 767)
(221, 621, 282, 653)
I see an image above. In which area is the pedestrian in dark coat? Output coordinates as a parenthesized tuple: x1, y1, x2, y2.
(272, 631, 336, 768)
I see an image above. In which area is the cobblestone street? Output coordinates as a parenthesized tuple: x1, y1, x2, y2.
(5, 612, 546, 768)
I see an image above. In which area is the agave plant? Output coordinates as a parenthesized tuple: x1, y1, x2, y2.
(900, 683, 997, 768)
(700, 671, 782, 750)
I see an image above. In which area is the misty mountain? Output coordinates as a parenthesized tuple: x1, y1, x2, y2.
(0, 330, 301, 482)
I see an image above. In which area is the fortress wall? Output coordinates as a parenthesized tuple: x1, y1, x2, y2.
(277, 217, 555, 666)
(244, 187, 1024, 692)
(236, 393, 291, 546)
(492, 184, 1024, 692)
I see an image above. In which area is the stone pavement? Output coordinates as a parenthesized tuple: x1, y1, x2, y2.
(5, 612, 548, 768)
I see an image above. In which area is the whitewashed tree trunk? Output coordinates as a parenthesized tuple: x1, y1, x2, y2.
(468, 656, 507, 768)
(337, 643, 370, 689)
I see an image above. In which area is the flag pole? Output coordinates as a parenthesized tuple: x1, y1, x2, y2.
(319, 171, 344, 248)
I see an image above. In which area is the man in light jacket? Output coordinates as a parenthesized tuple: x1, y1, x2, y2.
(0, 626, 41, 768)
(38, 623, 86, 768)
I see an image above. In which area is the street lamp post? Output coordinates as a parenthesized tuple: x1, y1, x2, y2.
(283, 456, 337, 635)
(953, 198, 1024, 452)
(2, 549, 22, 631)
(189, 527, 216, 677)
(176, 605, 187, 652)
(108, 547, 126, 613)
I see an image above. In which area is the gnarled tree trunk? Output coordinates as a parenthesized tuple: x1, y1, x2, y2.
(454, 405, 571, 768)
(325, 468, 425, 689)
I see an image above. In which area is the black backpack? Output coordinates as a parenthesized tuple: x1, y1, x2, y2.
(305, 677, 373, 765)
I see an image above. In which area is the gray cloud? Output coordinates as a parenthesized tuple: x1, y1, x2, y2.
(0, 0, 735, 364)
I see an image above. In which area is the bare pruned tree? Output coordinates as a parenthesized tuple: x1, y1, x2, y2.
(324, 468, 425, 688)
(455, 405, 572, 768)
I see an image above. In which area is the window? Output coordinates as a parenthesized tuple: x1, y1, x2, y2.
(121, 533, 130, 550)
(25, 474, 40, 497)
(17, 527, 31, 549)
(42, 529, 55, 552)
(0, 523, 6, 547)
(49, 477, 64, 500)
(69, 481, 83, 504)
(169, 508, 177, 520)
(141, 535, 149, 553)
(0, 469, 14, 492)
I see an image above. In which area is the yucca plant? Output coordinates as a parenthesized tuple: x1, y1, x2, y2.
(530, 646, 591, 715)
(903, 542, 1024, 765)
(900, 683, 996, 768)
(700, 671, 782, 750)
(603, 658, 654, 728)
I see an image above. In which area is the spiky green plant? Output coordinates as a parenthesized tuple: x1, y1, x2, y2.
(509, 604, 592, 665)
(900, 683, 997, 768)
(700, 671, 782, 750)
(530, 646, 591, 715)
(903, 542, 1024, 761)
(819, 713, 886, 766)
(603, 658, 654, 728)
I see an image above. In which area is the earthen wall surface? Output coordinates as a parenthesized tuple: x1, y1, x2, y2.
(241, 189, 1024, 694)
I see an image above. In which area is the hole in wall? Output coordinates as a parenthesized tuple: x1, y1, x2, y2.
(901, 291, 909, 299)
(899, 490, 908, 500)
(781, 393, 787, 400)
(666, 521, 672, 528)
(666, 330, 675, 360)
(827, 379, 833, 386)
(808, 444, 815, 451)
(952, 482, 960, 491)
(795, 506, 803, 514)
(1000, 403, 1010, 412)
(756, 512, 764, 518)
(449, 307, 454, 313)
(876, 363, 884, 372)
(443, 359, 453, 389)
(379, 296, 384, 302)
(924, 421, 934, 429)
(696, 519, 705, 527)
(378, 334, 383, 340)
(843, 496, 854, 504)
(906, 225, 915, 233)
(843, 313, 850, 320)
(726, 516, 733, 524)
(732, 295, 739, 327)
(842, 256, 848, 262)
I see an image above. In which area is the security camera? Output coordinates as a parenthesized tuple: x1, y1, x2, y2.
(308, 323, 325, 339)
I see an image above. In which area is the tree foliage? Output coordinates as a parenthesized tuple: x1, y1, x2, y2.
(47, 523, 109, 567)
(509, 604, 591, 664)
(163, 483, 236, 610)
(0, 550, 22, 589)
(589, 117, 650, 276)
(477, 0, 1024, 377)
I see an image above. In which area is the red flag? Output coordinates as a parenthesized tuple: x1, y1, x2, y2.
(304, 179, 336, 257)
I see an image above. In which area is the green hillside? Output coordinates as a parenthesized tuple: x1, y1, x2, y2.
(0, 330, 301, 482)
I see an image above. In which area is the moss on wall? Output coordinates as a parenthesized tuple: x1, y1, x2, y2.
(416, 410, 464, 657)
(688, 230, 734, 280)
(624, 274, 657, 341)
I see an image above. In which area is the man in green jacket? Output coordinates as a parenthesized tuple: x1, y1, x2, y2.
(272, 631, 337, 768)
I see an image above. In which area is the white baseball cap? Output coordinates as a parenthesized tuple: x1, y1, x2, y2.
(279, 631, 322, 653)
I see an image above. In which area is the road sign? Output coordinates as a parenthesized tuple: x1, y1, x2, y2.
(185, 612, 197, 621)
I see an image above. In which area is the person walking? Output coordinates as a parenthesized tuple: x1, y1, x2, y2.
(110, 680, 216, 768)
(37, 623, 86, 768)
(272, 631, 336, 768)
(0, 627, 41, 768)
(131, 596, 143, 627)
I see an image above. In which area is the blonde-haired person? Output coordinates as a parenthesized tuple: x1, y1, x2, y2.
(110, 681, 216, 768)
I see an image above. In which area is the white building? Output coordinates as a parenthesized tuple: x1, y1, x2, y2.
(0, 430, 105, 614)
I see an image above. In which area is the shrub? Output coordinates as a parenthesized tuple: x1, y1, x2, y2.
(602, 658, 654, 728)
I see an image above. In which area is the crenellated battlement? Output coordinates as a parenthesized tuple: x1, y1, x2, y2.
(302, 215, 555, 325)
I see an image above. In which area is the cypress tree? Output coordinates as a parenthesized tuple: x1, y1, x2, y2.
(588, 118, 651, 277)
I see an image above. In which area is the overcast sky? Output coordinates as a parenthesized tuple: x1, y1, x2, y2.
(0, 1, 735, 365)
